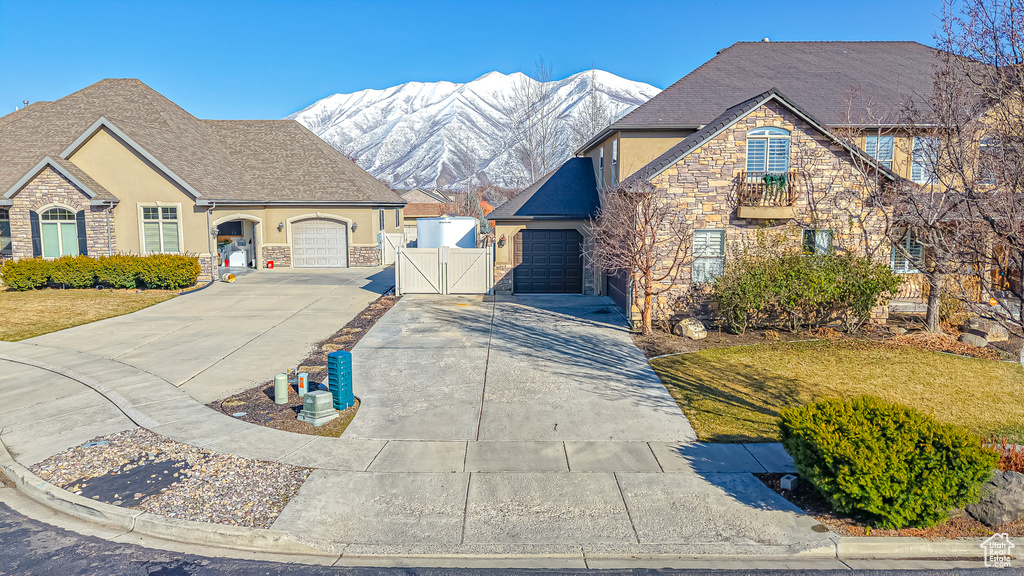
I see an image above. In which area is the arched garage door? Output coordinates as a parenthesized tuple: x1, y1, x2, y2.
(292, 219, 349, 268)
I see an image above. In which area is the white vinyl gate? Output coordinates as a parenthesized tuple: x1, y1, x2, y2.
(379, 232, 407, 266)
(396, 246, 494, 295)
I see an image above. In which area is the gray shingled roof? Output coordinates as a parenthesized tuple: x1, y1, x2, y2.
(489, 157, 599, 220)
(0, 79, 404, 205)
(615, 41, 940, 130)
(624, 88, 898, 186)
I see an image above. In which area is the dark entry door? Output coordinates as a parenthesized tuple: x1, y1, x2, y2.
(513, 229, 583, 293)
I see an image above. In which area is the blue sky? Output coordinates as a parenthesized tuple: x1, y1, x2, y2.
(0, 0, 941, 119)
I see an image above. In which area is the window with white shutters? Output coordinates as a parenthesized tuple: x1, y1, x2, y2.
(891, 233, 923, 274)
(745, 127, 790, 174)
(692, 229, 725, 283)
(141, 206, 180, 253)
(911, 136, 940, 184)
(864, 135, 894, 169)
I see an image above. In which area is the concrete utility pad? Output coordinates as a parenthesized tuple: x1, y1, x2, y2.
(26, 268, 393, 403)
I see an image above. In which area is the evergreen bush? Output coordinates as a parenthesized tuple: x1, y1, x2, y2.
(0, 258, 52, 291)
(779, 396, 998, 529)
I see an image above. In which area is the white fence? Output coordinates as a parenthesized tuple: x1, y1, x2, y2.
(395, 245, 494, 295)
(380, 233, 407, 266)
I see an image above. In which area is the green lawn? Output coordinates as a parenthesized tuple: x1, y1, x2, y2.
(650, 340, 1024, 443)
(0, 289, 176, 341)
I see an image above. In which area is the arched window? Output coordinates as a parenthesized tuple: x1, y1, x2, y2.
(40, 207, 79, 258)
(745, 127, 790, 174)
(0, 208, 10, 255)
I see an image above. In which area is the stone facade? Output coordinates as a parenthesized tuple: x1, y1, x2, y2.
(645, 100, 890, 321)
(198, 253, 217, 282)
(350, 245, 379, 267)
(493, 263, 513, 294)
(8, 166, 115, 259)
(262, 245, 291, 268)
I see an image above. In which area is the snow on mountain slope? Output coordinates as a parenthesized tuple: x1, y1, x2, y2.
(287, 70, 660, 189)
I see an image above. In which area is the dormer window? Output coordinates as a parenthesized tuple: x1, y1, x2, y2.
(745, 127, 790, 174)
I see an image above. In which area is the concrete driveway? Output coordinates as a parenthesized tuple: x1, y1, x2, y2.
(26, 267, 393, 403)
(344, 294, 696, 442)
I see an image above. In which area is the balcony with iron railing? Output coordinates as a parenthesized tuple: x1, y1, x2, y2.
(736, 170, 799, 219)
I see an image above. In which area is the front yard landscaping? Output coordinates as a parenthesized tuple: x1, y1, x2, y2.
(649, 339, 1024, 443)
(0, 288, 176, 341)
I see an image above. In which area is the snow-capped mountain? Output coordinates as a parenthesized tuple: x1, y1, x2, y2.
(287, 70, 660, 190)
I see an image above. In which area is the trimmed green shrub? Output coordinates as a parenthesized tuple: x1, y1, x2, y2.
(137, 254, 201, 290)
(1, 258, 52, 291)
(49, 255, 97, 288)
(711, 230, 902, 333)
(779, 396, 998, 529)
(95, 254, 142, 289)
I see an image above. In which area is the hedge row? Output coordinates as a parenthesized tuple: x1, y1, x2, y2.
(1, 254, 201, 291)
(780, 396, 998, 529)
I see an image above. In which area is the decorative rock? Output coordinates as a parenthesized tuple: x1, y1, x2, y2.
(959, 331, 989, 348)
(672, 317, 707, 340)
(962, 317, 1009, 343)
(966, 470, 1024, 527)
(890, 326, 907, 335)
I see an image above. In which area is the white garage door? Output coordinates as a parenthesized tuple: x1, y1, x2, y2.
(291, 219, 349, 268)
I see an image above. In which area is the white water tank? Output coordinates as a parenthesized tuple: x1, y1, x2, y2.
(416, 217, 478, 249)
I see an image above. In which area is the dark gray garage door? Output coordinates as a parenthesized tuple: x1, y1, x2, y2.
(513, 229, 583, 293)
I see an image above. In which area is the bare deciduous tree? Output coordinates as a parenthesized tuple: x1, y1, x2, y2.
(570, 68, 612, 151)
(898, 0, 1024, 338)
(589, 177, 693, 334)
(507, 58, 557, 185)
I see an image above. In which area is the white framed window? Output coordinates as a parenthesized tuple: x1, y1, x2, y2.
(611, 138, 619, 184)
(379, 209, 385, 230)
(693, 229, 725, 283)
(891, 233, 923, 274)
(140, 205, 180, 253)
(598, 147, 604, 185)
(40, 207, 79, 258)
(911, 136, 940, 184)
(802, 229, 833, 255)
(746, 127, 790, 174)
(394, 208, 400, 228)
(864, 135, 894, 169)
(0, 207, 10, 255)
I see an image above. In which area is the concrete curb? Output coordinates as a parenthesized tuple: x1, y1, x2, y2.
(0, 439, 335, 557)
(837, 536, 988, 559)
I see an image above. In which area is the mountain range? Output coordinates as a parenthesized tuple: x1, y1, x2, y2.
(287, 70, 660, 190)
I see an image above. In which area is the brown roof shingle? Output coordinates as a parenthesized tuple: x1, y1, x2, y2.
(0, 79, 404, 205)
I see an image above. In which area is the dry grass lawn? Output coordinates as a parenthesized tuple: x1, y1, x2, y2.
(0, 289, 176, 341)
(651, 340, 1024, 443)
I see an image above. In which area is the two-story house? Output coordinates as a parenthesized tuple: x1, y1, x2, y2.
(490, 41, 941, 314)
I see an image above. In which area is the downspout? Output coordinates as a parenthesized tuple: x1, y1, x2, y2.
(104, 202, 114, 255)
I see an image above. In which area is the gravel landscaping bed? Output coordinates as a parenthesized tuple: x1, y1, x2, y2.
(30, 429, 310, 528)
(756, 472, 1024, 539)
(207, 292, 399, 437)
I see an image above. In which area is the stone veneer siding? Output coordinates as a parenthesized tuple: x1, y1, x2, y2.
(493, 264, 513, 294)
(262, 245, 291, 268)
(644, 100, 890, 322)
(349, 245, 379, 267)
(8, 166, 115, 260)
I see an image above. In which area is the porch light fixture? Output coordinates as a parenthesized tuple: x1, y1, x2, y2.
(351, 222, 358, 231)
(277, 221, 284, 232)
